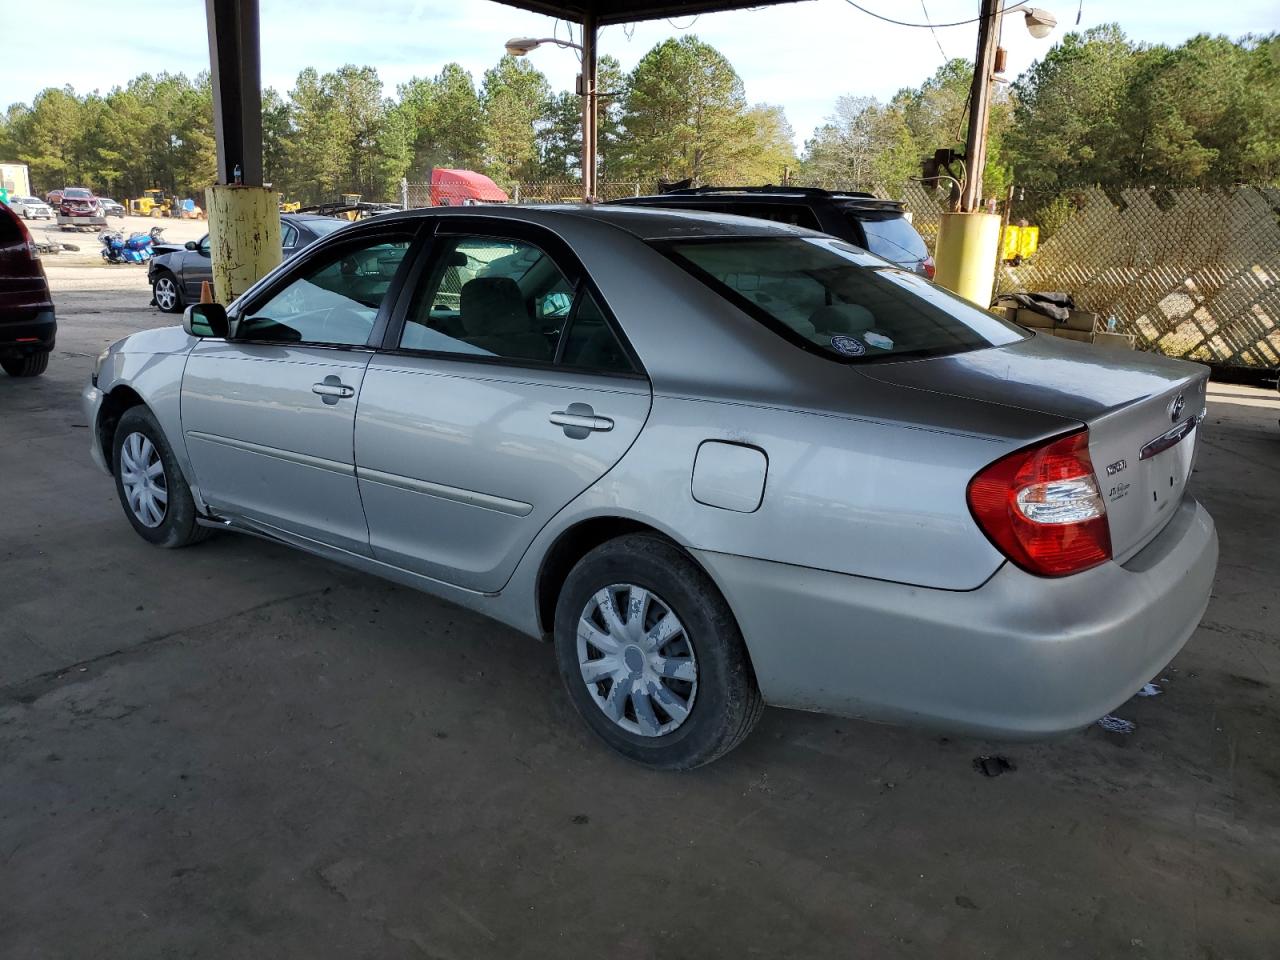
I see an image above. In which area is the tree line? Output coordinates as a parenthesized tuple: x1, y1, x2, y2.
(2, 27, 1275, 216)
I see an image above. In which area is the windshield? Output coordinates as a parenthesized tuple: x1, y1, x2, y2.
(304, 218, 349, 237)
(665, 236, 1024, 363)
(849, 211, 928, 265)
(64, 188, 92, 199)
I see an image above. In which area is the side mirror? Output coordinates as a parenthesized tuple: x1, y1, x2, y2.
(184, 240, 198, 251)
(183, 302, 228, 339)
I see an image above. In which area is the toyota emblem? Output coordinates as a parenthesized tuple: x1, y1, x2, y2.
(1170, 394, 1185, 422)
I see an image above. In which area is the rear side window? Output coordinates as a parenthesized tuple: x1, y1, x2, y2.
(851, 212, 928, 265)
(666, 236, 1023, 363)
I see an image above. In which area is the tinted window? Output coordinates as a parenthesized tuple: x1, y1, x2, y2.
(667, 236, 1023, 363)
(64, 188, 92, 199)
(559, 292, 633, 373)
(281, 223, 299, 248)
(304, 218, 349, 237)
(237, 239, 410, 346)
(399, 236, 572, 364)
(198, 236, 210, 255)
(850, 212, 928, 265)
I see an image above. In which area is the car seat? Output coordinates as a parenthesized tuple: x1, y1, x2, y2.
(459, 277, 552, 360)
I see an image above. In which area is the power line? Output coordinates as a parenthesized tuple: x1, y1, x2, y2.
(920, 0, 950, 61)
(840, 0, 1011, 29)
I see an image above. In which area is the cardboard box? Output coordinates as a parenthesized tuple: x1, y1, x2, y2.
(1053, 328, 1093, 343)
(1015, 307, 1058, 329)
(1092, 331, 1136, 350)
(1063, 309, 1098, 333)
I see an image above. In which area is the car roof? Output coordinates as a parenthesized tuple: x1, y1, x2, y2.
(366, 203, 817, 241)
(613, 189, 908, 215)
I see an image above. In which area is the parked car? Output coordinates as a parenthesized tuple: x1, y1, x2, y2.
(84, 205, 1218, 769)
(97, 197, 126, 218)
(58, 187, 99, 219)
(0, 200, 55, 377)
(9, 196, 54, 220)
(147, 213, 349, 312)
(609, 186, 934, 277)
(45, 188, 65, 208)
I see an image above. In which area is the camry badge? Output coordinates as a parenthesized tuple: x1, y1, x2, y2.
(1169, 394, 1185, 422)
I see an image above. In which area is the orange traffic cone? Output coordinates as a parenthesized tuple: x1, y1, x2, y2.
(199, 280, 213, 303)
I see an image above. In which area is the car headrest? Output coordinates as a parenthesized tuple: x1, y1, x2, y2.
(460, 277, 528, 336)
(808, 303, 876, 336)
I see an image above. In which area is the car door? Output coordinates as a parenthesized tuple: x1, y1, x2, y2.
(181, 226, 417, 554)
(355, 221, 652, 592)
(181, 235, 214, 300)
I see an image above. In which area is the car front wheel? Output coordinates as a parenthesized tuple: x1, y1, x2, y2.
(554, 534, 763, 769)
(112, 406, 210, 548)
(152, 272, 182, 313)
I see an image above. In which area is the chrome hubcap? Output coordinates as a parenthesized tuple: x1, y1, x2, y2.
(577, 584, 698, 737)
(155, 278, 176, 310)
(119, 431, 168, 528)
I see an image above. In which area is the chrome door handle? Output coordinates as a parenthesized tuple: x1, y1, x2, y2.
(550, 412, 614, 431)
(312, 379, 355, 405)
(550, 403, 614, 438)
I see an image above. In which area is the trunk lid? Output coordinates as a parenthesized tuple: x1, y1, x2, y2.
(857, 331, 1209, 562)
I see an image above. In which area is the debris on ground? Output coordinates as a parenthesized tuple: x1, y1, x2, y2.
(972, 755, 1016, 777)
(1137, 683, 1163, 697)
(1097, 715, 1136, 734)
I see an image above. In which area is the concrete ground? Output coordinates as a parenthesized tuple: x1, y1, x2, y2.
(2, 253, 1278, 959)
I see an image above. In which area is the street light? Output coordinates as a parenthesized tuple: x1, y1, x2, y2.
(1020, 7, 1057, 39)
(503, 29, 599, 202)
(504, 36, 582, 56)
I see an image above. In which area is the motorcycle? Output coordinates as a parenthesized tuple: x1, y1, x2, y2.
(99, 230, 155, 264)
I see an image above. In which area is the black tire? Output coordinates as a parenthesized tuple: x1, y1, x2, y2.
(553, 534, 763, 769)
(1, 351, 49, 377)
(112, 406, 211, 548)
(152, 271, 183, 313)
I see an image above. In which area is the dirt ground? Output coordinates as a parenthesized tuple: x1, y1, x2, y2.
(1, 254, 1278, 959)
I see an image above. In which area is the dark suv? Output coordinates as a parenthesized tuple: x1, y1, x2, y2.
(608, 186, 934, 278)
(0, 200, 55, 377)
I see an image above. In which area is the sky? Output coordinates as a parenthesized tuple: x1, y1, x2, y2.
(3, 0, 1276, 148)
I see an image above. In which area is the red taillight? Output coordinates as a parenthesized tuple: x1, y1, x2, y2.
(923, 256, 936, 280)
(967, 429, 1112, 577)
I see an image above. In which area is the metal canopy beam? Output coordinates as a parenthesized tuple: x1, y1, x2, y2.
(205, 0, 263, 186)
(492, 0, 805, 26)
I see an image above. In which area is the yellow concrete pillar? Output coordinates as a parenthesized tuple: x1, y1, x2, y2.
(205, 184, 281, 303)
(933, 212, 1002, 308)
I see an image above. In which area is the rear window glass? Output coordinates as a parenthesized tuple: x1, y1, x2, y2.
(305, 218, 349, 237)
(64, 188, 92, 198)
(849, 212, 928, 264)
(665, 236, 1023, 363)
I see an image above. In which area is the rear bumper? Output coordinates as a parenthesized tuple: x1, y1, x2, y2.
(696, 495, 1218, 738)
(0, 307, 56, 353)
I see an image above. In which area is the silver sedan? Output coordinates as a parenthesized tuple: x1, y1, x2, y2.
(83, 206, 1218, 768)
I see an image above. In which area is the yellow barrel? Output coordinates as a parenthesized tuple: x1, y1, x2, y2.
(934, 212, 1002, 307)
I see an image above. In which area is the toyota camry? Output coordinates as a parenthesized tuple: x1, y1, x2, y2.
(82, 205, 1218, 768)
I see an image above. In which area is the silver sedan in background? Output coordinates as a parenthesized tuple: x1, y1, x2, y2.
(83, 206, 1218, 768)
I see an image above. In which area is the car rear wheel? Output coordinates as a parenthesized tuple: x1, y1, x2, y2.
(152, 272, 182, 313)
(553, 534, 763, 769)
(112, 406, 211, 548)
(1, 351, 49, 377)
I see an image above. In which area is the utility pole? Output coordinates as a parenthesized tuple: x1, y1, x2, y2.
(959, 0, 1003, 212)
(579, 12, 598, 202)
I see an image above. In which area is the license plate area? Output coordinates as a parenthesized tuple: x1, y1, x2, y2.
(1141, 423, 1195, 519)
